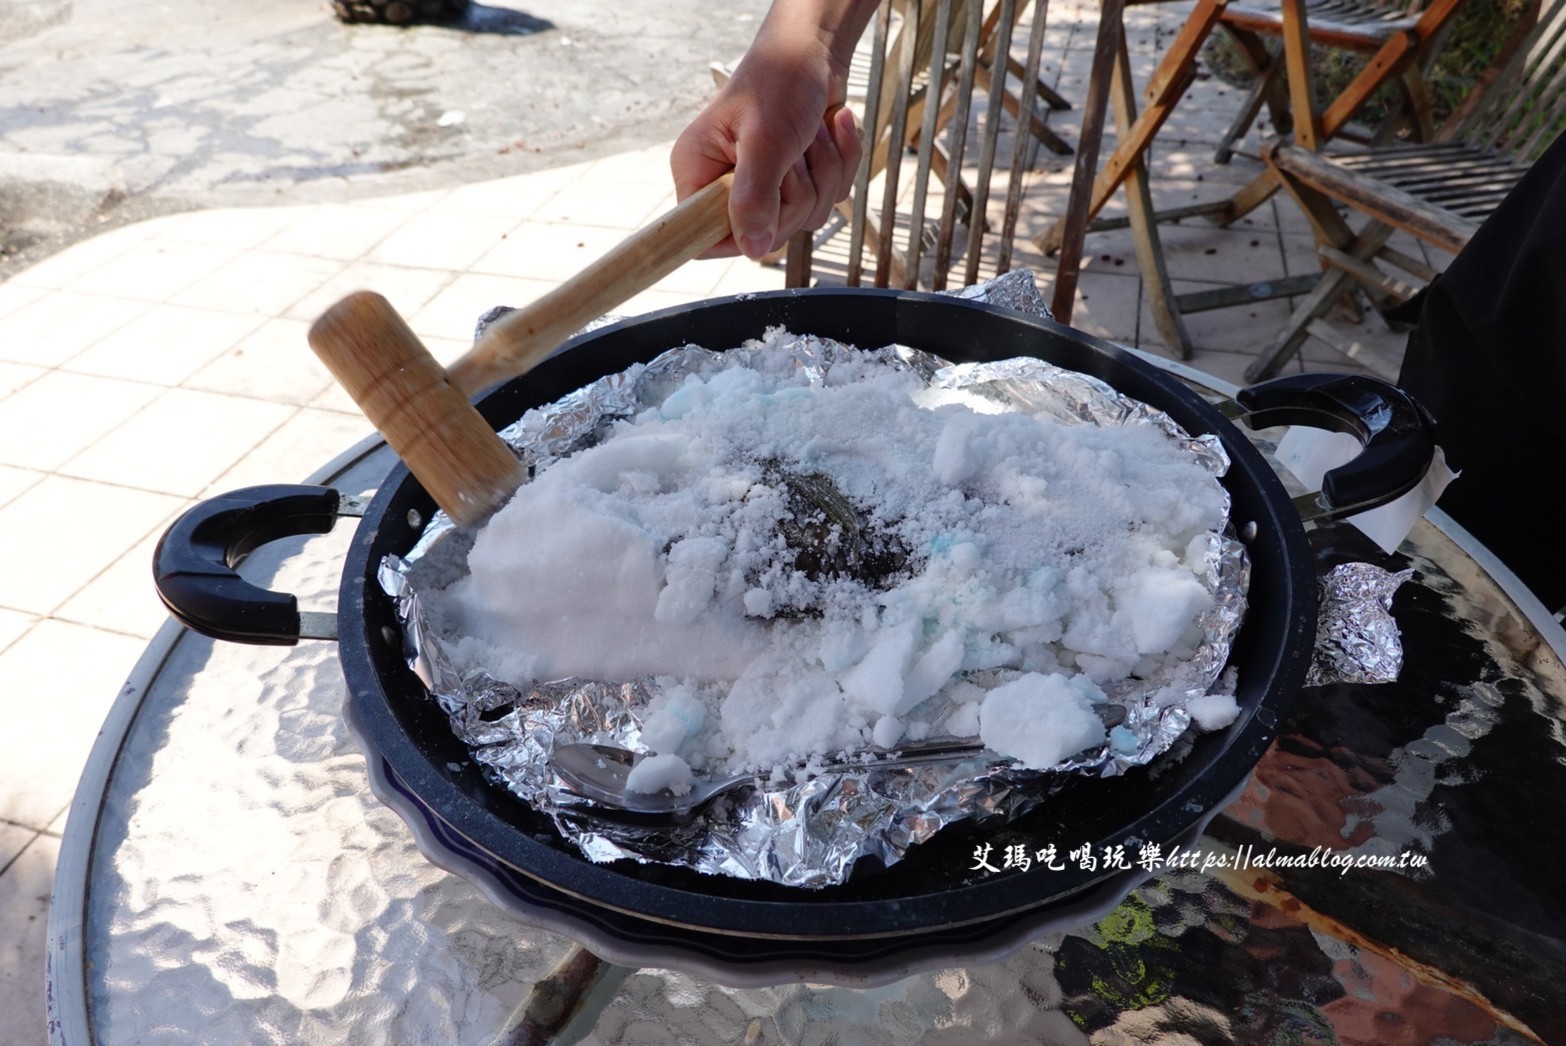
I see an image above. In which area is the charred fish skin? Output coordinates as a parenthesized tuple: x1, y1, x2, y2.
(762, 459, 913, 597)
(773, 462, 861, 578)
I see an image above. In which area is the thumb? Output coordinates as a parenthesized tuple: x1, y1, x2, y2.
(827, 104, 862, 203)
(729, 137, 797, 261)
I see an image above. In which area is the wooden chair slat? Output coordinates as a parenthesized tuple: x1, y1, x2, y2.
(788, 0, 1066, 291)
(1510, 57, 1566, 157)
(1446, 191, 1523, 215)
(843, 2, 892, 288)
(962, 0, 1017, 287)
(996, 0, 1051, 276)
(902, 0, 956, 288)
(1342, 152, 1497, 179)
(1471, 0, 1566, 149)
(1335, 142, 1486, 168)
(873, 0, 923, 287)
(1399, 157, 1527, 181)
(1366, 164, 1514, 188)
(1223, 0, 1419, 44)
(1369, 156, 1523, 184)
(1414, 182, 1523, 207)
(931, 0, 985, 289)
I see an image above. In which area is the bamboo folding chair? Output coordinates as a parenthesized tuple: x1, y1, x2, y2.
(780, 0, 1079, 290)
(1033, 0, 1468, 355)
(1246, 0, 1561, 379)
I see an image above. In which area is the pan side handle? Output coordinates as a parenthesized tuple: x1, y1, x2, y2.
(1234, 373, 1438, 520)
(153, 485, 355, 645)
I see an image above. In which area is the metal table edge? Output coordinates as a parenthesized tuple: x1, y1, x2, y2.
(45, 431, 392, 1046)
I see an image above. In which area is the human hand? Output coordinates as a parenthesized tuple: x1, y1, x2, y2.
(671, 1, 875, 260)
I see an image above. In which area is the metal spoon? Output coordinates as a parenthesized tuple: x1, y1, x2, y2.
(549, 704, 1128, 817)
(550, 737, 990, 816)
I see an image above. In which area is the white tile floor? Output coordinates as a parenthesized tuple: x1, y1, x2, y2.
(0, 0, 1421, 1039)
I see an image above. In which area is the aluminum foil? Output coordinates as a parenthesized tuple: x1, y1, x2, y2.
(1306, 563, 1414, 688)
(948, 266, 1055, 316)
(380, 274, 1252, 888)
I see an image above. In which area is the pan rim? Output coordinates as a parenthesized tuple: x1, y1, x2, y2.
(338, 287, 1315, 944)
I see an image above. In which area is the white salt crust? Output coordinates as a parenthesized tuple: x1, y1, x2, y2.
(434, 346, 1230, 782)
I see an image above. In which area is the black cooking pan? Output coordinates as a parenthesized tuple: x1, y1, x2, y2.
(153, 289, 1434, 969)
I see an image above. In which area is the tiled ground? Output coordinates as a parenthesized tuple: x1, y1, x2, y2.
(0, 0, 1428, 1040)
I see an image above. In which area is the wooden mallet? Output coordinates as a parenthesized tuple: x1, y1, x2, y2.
(307, 174, 733, 528)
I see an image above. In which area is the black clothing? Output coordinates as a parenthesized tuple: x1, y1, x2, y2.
(1395, 130, 1566, 611)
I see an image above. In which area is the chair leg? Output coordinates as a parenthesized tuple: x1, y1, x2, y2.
(1111, 29, 1193, 358)
(1212, 27, 1291, 164)
(1368, 68, 1435, 146)
(1047, 0, 1128, 321)
(784, 229, 814, 288)
(1245, 265, 1359, 381)
(1214, 61, 1278, 164)
(1244, 221, 1398, 381)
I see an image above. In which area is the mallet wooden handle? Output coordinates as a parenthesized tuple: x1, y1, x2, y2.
(307, 174, 734, 528)
(448, 173, 734, 395)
